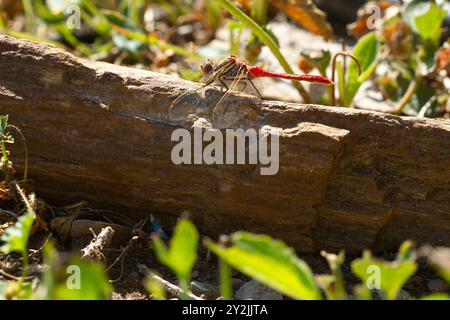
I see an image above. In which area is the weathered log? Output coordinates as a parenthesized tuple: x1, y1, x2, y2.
(0, 35, 449, 253)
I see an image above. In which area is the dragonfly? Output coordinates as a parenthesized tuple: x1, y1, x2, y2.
(170, 55, 333, 115)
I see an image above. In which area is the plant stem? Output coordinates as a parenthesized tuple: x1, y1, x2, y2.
(179, 276, 190, 300)
(0, 141, 12, 181)
(393, 77, 419, 115)
(1, 141, 7, 163)
(336, 61, 346, 106)
(21, 249, 29, 279)
(219, 259, 233, 300)
(7, 125, 29, 181)
(81, 0, 111, 34)
(251, 0, 268, 26)
(331, 52, 362, 107)
(128, 0, 141, 25)
(22, 0, 35, 31)
(217, 0, 312, 103)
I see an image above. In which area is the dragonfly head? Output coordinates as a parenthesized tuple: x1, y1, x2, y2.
(200, 60, 215, 77)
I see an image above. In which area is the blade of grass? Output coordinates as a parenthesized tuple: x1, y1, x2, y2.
(251, 0, 269, 26)
(22, 0, 36, 31)
(81, 0, 111, 34)
(127, 0, 143, 26)
(216, 0, 312, 103)
(55, 25, 92, 56)
(111, 24, 201, 59)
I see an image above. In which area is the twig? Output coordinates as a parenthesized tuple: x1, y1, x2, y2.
(137, 263, 204, 300)
(418, 95, 438, 118)
(393, 78, 419, 115)
(105, 236, 138, 274)
(28, 234, 50, 258)
(108, 251, 127, 283)
(14, 183, 34, 213)
(81, 226, 115, 262)
(0, 269, 34, 281)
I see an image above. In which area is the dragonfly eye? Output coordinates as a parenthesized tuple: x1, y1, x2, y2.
(200, 61, 214, 76)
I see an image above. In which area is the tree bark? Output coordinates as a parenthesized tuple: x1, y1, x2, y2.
(1, 35, 449, 253)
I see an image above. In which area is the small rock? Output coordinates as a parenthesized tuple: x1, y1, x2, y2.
(427, 279, 449, 292)
(136, 263, 151, 276)
(396, 289, 412, 300)
(190, 281, 219, 300)
(191, 281, 211, 295)
(232, 278, 245, 291)
(235, 280, 283, 300)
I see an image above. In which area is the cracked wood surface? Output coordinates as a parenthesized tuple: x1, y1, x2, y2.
(1, 35, 450, 253)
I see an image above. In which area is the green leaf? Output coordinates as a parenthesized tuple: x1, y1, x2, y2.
(153, 219, 198, 280)
(319, 251, 347, 300)
(111, 33, 142, 54)
(39, 241, 59, 300)
(103, 10, 195, 57)
(145, 274, 167, 300)
(0, 211, 35, 255)
(0, 115, 8, 136)
(404, 0, 431, 32)
(0, 280, 33, 300)
(397, 240, 415, 262)
(403, 80, 435, 116)
(103, 10, 136, 30)
(103, 11, 143, 54)
(205, 232, 321, 300)
(35, 0, 68, 24)
(414, 2, 446, 44)
(345, 32, 380, 107)
(351, 245, 417, 300)
(0, 115, 13, 144)
(301, 50, 331, 76)
(54, 258, 112, 300)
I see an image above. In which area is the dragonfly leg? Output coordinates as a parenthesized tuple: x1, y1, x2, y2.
(218, 77, 230, 93)
(212, 65, 247, 119)
(248, 78, 263, 99)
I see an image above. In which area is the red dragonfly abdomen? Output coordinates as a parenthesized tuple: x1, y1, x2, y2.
(247, 66, 334, 85)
